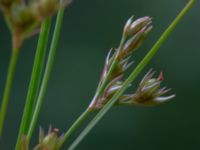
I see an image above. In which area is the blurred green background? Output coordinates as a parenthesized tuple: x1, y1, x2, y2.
(0, 0, 200, 149)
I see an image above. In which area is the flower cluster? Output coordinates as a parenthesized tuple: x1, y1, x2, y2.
(89, 16, 175, 110)
(0, 0, 71, 48)
(118, 70, 175, 106)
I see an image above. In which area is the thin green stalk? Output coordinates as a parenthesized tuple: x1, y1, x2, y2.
(15, 18, 51, 150)
(68, 0, 195, 149)
(62, 31, 126, 144)
(27, 6, 65, 140)
(0, 49, 19, 136)
(61, 109, 91, 146)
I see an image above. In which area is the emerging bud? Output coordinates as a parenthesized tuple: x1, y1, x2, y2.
(120, 17, 152, 58)
(33, 126, 64, 150)
(90, 76, 124, 110)
(123, 16, 152, 38)
(119, 70, 175, 106)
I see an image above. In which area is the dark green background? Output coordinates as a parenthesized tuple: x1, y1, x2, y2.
(0, 0, 200, 149)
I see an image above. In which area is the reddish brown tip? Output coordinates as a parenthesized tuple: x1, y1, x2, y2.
(158, 72, 164, 81)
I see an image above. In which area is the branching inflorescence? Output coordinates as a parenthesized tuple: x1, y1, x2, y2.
(88, 16, 175, 111)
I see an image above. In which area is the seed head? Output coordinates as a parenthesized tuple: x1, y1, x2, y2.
(89, 16, 153, 110)
(119, 70, 175, 106)
(123, 16, 152, 38)
(120, 16, 152, 58)
(0, 0, 72, 49)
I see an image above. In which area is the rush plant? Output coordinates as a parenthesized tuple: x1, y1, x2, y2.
(0, 0, 195, 149)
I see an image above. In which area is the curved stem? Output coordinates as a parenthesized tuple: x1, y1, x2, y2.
(15, 18, 51, 150)
(0, 49, 19, 136)
(68, 0, 195, 149)
(27, 6, 65, 140)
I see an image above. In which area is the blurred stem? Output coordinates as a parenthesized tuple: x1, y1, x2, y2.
(68, 0, 195, 149)
(0, 49, 19, 136)
(27, 6, 65, 140)
(15, 18, 51, 150)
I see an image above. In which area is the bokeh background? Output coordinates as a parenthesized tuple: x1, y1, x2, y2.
(0, 0, 200, 149)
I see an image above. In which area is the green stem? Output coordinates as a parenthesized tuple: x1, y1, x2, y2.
(15, 18, 51, 150)
(0, 49, 19, 136)
(68, 0, 195, 149)
(27, 6, 65, 140)
(62, 27, 126, 145)
(61, 109, 91, 146)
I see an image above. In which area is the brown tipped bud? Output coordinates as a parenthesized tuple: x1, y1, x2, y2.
(123, 16, 152, 38)
(118, 70, 175, 106)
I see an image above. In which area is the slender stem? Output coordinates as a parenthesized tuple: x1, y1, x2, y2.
(0, 49, 19, 136)
(63, 32, 126, 145)
(15, 18, 51, 150)
(61, 109, 91, 146)
(67, 19, 127, 145)
(27, 6, 65, 140)
(68, 1, 195, 149)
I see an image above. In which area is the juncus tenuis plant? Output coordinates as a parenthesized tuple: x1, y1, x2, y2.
(0, 0, 195, 149)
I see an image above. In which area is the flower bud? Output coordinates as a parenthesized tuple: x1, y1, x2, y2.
(121, 24, 152, 58)
(89, 76, 124, 110)
(123, 16, 152, 38)
(117, 16, 153, 59)
(34, 126, 64, 150)
(118, 70, 175, 106)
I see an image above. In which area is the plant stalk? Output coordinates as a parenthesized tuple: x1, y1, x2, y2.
(27, 6, 65, 140)
(15, 17, 52, 150)
(61, 109, 91, 146)
(68, 0, 195, 149)
(62, 26, 127, 145)
(0, 49, 19, 136)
